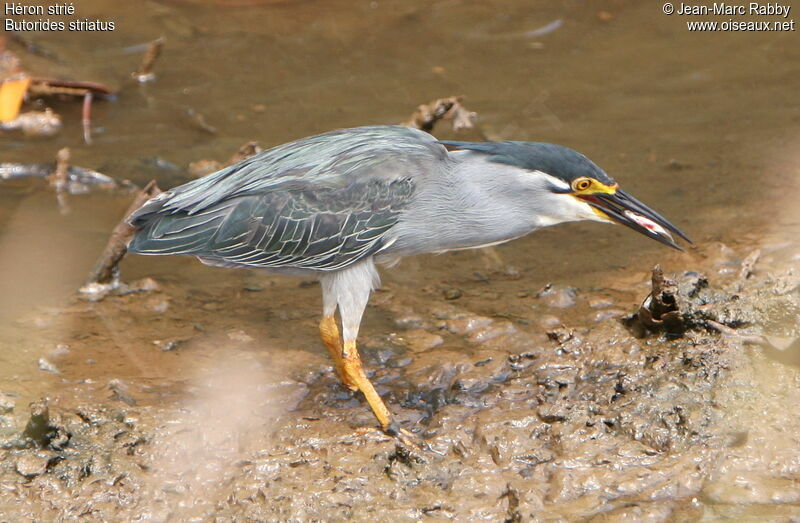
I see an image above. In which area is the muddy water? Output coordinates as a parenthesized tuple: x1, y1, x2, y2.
(1, 0, 799, 519)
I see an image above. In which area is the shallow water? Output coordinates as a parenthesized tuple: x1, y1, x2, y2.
(1, 0, 799, 519)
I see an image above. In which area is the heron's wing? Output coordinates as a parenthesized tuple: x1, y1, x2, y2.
(129, 178, 414, 271)
(128, 126, 443, 271)
(134, 125, 443, 216)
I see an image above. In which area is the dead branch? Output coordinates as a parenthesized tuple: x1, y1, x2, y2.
(186, 108, 218, 135)
(229, 141, 262, 164)
(133, 37, 165, 83)
(82, 180, 162, 290)
(636, 265, 685, 336)
(0, 160, 119, 188)
(402, 96, 477, 132)
(735, 249, 761, 290)
(28, 78, 114, 97)
(188, 140, 262, 177)
(49, 147, 70, 192)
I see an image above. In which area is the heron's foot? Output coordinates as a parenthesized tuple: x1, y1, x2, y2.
(355, 424, 423, 452)
(389, 426, 422, 452)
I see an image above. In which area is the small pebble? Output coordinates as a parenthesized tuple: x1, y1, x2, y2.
(393, 330, 444, 352)
(589, 298, 614, 309)
(15, 454, 48, 478)
(38, 358, 60, 374)
(537, 285, 577, 308)
(153, 339, 179, 352)
(227, 330, 254, 343)
(49, 344, 70, 358)
(445, 315, 493, 335)
(109, 379, 137, 406)
(539, 315, 561, 329)
(393, 312, 427, 330)
(130, 277, 160, 292)
(0, 394, 15, 414)
(146, 297, 170, 313)
(468, 321, 517, 344)
(593, 309, 626, 322)
(443, 288, 463, 300)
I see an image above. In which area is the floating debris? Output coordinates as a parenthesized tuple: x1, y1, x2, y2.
(0, 43, 114, 141)
(188, 140, 263, 177)
(468, 19, 563, 40)
(186, 108, 218, 135)
(0, 75, 29, 123)
(0, 158, 117, 188)
(132, 37, 165, 83)
(402, 96, 477, 132)
(0, 108, 61, 136)
(0, 44, 29, 122)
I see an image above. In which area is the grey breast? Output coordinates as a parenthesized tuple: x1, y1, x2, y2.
(127, 126, 447, 272)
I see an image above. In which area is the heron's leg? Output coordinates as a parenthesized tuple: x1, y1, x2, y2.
(340, 339, 397, 433)
(321, 261, 414, 441)
(319, 316, 357, 391)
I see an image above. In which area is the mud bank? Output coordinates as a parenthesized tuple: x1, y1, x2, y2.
(1, 239, 799, 520)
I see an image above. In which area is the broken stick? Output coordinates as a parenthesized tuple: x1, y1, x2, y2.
(133, 37, 165, 83)
(402, 96, 477, 132)
(82, 180, 161, 289)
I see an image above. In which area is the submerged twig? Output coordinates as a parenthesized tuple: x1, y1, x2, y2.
(50, 148, 71, 214)
(82, 92, 93, 144)
(133, 37, 165, 83)
(82, 180, 162, 292)
(186, 108, 218, 135)
(49, 147, 70, 191)
(402, 96, 477, 132)
(734, 249, 761, 291)
(704, 320, 765, 345)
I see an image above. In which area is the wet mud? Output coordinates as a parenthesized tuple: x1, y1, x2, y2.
(2, 238, 800, 520)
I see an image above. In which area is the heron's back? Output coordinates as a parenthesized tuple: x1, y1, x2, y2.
(128, 126, 445, 272)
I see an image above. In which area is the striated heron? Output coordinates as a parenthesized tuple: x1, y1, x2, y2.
(128, 125, 690, 440)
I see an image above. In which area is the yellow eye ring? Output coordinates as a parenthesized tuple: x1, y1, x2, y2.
(573, 178, 592, 192)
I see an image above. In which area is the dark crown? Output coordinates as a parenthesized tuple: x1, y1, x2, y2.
(438, 141, 615, 186)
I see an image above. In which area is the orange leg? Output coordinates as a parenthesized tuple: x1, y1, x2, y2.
(321, 316, 417, 445)
(341, 340, 394, 431)
(340, 340, 418, 448)
(319, 316, 357, 391)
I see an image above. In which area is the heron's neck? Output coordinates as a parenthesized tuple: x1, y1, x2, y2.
(389, 156, 561, 255)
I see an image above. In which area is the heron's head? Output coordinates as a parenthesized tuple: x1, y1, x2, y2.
(439, 140, 691, 250)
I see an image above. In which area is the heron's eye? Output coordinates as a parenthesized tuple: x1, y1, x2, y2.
(573, 178, 592, 192)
